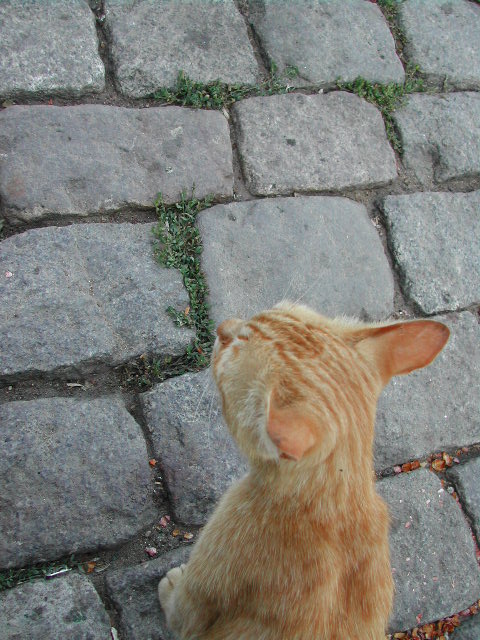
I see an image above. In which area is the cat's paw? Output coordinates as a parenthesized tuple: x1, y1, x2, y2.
(158, 564, 186, 612)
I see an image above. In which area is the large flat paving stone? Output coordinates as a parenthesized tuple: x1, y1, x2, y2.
(374, 312, 479, 471)
(248, 0, 404, 87)
(233, 92, 397, 195)
(105, 0, 259, 97)
(383, 191, 480, 314)
(0, 573, 111, 640)
(198, 197, 394, 326)
(0, 0, 105, 100)
(399, 0, 480, 90)
(140, 369, 248, 525)
(394, 93, 480, 186)
(377, 469, 480, 632)
(0, 223, 194, 381)
(0, 396, 156, 569)
(105, 547, 190, 640)
(447, 457, 480, 543)
(0, 105, 233, 225)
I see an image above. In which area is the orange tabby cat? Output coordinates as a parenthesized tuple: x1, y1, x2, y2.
(159, 302, 449, 639)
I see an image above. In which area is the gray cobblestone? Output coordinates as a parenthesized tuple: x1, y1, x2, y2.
(105, 0, 259, 97)
(399, 0, 480, 90)
(0, 105, 233, 225)
(0, 0, 105, 100)
(248, 0, 404, 87)
(233, 92, 397, 195)
(394, 93, 480, 186)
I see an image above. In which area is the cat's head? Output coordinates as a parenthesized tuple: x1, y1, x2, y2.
(211, 302, 449, 467)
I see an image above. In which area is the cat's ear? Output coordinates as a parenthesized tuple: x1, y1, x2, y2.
(355, 320, 449, 384)
(266, 390, 317, 461)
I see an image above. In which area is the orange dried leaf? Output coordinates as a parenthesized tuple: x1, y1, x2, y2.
(411, 460, 420, 470)
(86, 561, 96, 573)
(149, 459, 157, 467)
(172, 529, 181, 537)
(402, 462, 412, 473)
(432, 459, 446, 471)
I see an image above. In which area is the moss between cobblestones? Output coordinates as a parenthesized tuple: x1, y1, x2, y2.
(337, 66, 424, 154)
(151, 64, 290, 110)
(121, 191, 215, 389)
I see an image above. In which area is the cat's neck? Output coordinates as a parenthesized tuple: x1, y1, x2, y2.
(248, 446, 376, 523)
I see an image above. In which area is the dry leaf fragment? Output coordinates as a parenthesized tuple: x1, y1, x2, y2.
(410, 460, 420, 470)
(86, 561, 96, 573)
(185, 306, 190, 315)
(158, 516, 169, 528)
(172, 529, 181, 537)
(145, 546, 157, 557)
(149, 459, 157, 467)
(402, 462, 412, 473)
(183, 532, 194, 540)
(432, 459, 446, 471)
(442, 452, 453, 466)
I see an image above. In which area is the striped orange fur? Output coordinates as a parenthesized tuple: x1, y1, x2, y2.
(159, 302, 449, 639)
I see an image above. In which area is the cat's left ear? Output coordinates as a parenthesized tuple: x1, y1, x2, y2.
(354, 319, 450, 385)
(266, 390, 317, 461)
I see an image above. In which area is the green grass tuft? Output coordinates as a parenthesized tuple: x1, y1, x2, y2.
(152, 65, 290, 110)
(0, 557, 79, 592)
(337, 65, 424, 153)
(121, 191, 215, 389)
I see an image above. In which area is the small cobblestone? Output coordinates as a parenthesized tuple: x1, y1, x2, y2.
(383, 191, 480, 314)
(0, 0, 105, 100)
(248, 0, 404, 87)
(394, 93, 480, 186)
(233, 92, 397, 195)
(0, 105, 233, 225)
(399, 0, 480, 90)
(105, 0, 259, 97)
(0, 224, 193, 381)
(0, 573, 111, 640)
(377, 469, 480, 632)
(105, 547, 191, 640)
(447, 457, 480, 544)
(0, 396, 155, 569)
(140, 370, 248, 525)
(198, 196, 394, 327)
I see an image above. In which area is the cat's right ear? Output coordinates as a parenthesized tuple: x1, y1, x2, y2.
(355, 320, 450, 385)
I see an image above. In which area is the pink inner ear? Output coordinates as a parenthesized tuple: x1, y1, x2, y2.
(267, 404, 317, 461)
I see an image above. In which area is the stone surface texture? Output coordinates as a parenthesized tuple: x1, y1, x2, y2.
(394, 93, 480, 186)
(0, 0, 105, 100)
(106, 547, 191, 640)
(0, 105, 233, 225)
(377, 469, 480, 632)
(374, 312, 479, 471)
(447, 458, 480, 543)
(0, 573, 111, 640)
(233, 92, 397, 195)
(198, 197, 394, 326)
(140, 369, 248, 525)
(0, 396, 156, 569)
(399, 0, 480, 90)
(248, 0, 404, 87)
(0, 223, 194, 381)
(105, 0, 259, 97)
(454, 615, 480, 640)
(383, 191, 480, 314)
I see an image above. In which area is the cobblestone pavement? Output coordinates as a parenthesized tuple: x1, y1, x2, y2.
(0, 1, 479, 639)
